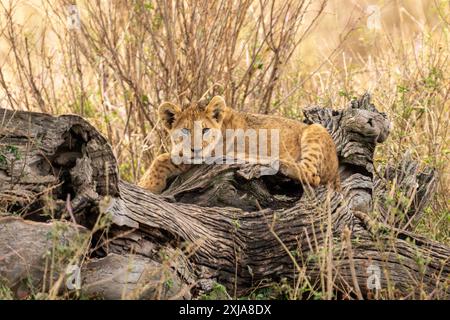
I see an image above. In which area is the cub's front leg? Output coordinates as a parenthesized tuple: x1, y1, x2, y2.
(139, 153, 190, 194)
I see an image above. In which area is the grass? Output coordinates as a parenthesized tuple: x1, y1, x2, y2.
(0, 0, 448, 299)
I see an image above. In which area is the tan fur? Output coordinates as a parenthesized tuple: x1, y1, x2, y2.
(139, 96, 340, 193)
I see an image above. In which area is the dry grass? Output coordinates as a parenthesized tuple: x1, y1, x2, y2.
(0, 0, 448, 299)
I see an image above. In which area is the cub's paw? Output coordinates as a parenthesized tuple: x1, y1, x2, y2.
(300, 170, 321, 188)
(138, 177, 166, 194)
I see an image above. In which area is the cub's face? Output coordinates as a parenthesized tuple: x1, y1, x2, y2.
(158, 96, 227, 162)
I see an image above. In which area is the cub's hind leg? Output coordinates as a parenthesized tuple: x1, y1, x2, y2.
(279, 124, 332, 188)
(278, 159, 320, 187)
(278, 124, 325, 188)
(139, 153, 189, 194)
(298, 123, 339, 189)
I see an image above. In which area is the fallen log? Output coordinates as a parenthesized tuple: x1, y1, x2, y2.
(0, 94, 448, 299)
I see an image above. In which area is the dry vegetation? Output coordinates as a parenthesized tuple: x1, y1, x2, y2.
(0, 0, 449, 299)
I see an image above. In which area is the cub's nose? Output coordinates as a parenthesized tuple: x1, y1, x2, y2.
(191, 148, 202, 154)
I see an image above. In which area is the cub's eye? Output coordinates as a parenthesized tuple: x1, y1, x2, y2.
(181, 128, 190, 135)
(202, 128, 210, 135)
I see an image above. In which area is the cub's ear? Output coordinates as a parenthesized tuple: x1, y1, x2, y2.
(205, 96, 226, 123)
(158, 102, 181, 130)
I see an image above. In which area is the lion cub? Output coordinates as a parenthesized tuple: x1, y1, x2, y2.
(139, 96, 340, 194)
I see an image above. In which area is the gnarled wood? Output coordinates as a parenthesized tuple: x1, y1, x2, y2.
(0, 94, 448, 299)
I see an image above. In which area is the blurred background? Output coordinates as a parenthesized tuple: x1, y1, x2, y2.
(0, 0, 448, 242)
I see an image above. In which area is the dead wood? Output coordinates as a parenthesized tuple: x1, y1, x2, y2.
(0, 94, 448, 299)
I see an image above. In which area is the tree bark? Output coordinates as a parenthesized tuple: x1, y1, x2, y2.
(0, 94, 448, 299)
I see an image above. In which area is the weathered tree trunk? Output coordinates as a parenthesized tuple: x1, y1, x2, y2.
(0, 95, 448, 299)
